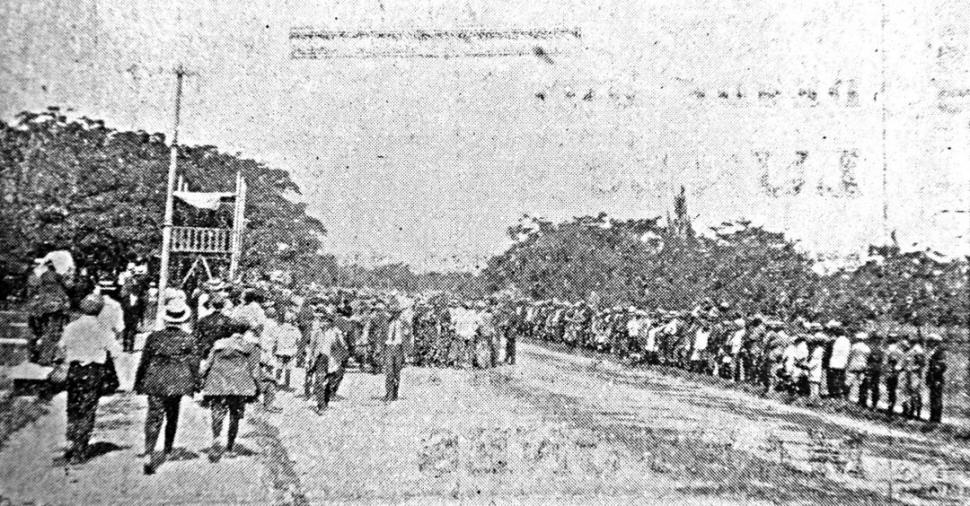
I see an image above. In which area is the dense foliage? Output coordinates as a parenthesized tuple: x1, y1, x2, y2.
(481, 189, 968, 326)
(2, 108, 964, 326)
(0, 108, 325, 295)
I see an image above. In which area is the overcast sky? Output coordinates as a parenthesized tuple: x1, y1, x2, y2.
(2, 0, 968, 271)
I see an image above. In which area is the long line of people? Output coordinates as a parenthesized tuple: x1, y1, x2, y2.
(507, 298, 948, 424)
(42, 276, 952, 474)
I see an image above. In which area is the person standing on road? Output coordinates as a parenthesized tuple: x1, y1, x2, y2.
(200, 329, 261, 462)
(294, 296, 315, 368)
(27, 260, 71, 365)
(901, 334, 926, 419)
(883, 333, 906, 416)
(806, 335, 826, 402)
(384, 303, 406, 402)
(258, 308, 283, 413)
(846, 332, 871, 406)
(862, 333, 885, 409)
(274, 311, 300, 390)
(827, 326, 851, 399)
(134, 299, 200, 475)
(306, 311, 347, 414)
(55, 294, 123, 464)
(368, 303, 390, 374)
(119, 264, 148, 353)
(925, 333, 946, 424)
(193, 294, 237, 360)
(96, 280, 125, 342)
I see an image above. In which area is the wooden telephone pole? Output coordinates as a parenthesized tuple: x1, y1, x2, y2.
(155, 65, 188, 329)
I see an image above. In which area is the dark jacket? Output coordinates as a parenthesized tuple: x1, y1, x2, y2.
(134, 327, 200, 396)
(926, 346, 946, 385)
(28, 270, 70, 316)
(194, 312, 239, 359)
(296, 304, 315, 333)
(201, 336, 261, 397)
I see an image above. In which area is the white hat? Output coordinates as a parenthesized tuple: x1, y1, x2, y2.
(163, 299, 192, 324)
(926, 333, 943, 342)
(854, 332, 869, 340)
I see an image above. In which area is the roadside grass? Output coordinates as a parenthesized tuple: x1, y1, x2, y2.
(525, 338, 970, 443)
(495, 367, 900, 504)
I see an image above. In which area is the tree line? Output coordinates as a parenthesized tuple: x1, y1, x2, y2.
(2, 108, 965, 328)
(479, 189, 968, 327)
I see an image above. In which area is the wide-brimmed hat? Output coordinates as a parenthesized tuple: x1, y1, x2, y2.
(926, 333, 943, 342)
(163, 299, 192, 324)
(204, 278, 228, 291)
(79, 294, 105, 315)
(854, 331, 869, 341)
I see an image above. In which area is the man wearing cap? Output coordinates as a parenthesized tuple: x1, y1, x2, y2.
(384, 302, 407, 401)
(56, 294, 123, 464)
(134, 298, 200, 474)
(925, 333, 946, 423)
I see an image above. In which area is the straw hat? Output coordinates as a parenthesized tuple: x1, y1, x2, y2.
(204, 278, 228, 291)
(163, 299, 192, 324)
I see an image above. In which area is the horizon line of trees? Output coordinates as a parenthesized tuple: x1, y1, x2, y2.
(2, 108, 965, 328)
(477, 188, 968, 327)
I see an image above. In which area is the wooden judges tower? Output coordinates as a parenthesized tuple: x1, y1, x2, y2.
(170, 171, 248, 280)
(155, 66, 247, 328)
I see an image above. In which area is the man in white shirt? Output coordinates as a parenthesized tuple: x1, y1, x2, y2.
(58, 294, 123, 463)
(729, 319, 746, 382)
(306, 311, 347, 414)
(384, 303, 407, 402)
(96, 281, 125, 342)
(452, 304, 480, 368)
(690, 320, 711, 374)
(827, 328, 852, 398)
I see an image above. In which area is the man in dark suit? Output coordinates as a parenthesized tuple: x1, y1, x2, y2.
(925, 333, 946, 423)
(368, 304, 390, 374)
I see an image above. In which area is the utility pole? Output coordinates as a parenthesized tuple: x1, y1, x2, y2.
(156, 65, 187, 330)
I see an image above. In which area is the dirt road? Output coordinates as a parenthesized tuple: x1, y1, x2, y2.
(2, 343, 969, 504)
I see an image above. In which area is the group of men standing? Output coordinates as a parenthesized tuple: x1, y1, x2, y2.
(513, 298, 949, 424)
